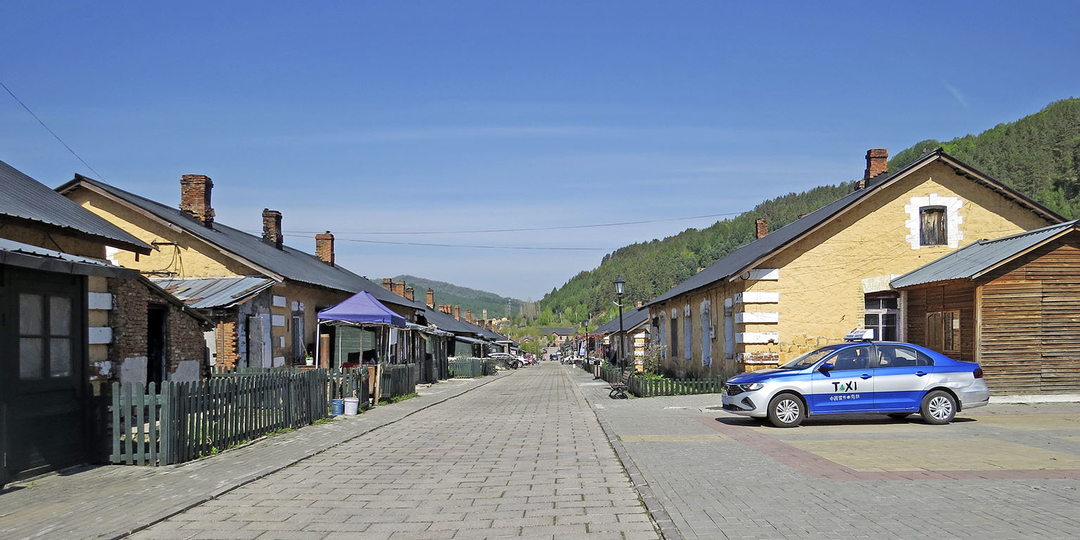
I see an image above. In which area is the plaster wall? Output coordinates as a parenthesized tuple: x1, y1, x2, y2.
(271, 282, 353, 365)
(64, 187, 257, 278)
(0, 221, 106, 259)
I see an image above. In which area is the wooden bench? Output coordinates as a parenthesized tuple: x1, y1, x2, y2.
(609, 371, 632, 399)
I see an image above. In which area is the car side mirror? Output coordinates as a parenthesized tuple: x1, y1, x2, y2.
(819, 362, 834, 372)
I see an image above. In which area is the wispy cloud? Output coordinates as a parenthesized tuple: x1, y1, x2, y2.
(943, 80, 970, 109)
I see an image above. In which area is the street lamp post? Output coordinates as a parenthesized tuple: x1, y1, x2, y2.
(613, 277, 626, 374)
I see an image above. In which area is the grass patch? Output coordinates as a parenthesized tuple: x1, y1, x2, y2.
(379, 392, 418, 404)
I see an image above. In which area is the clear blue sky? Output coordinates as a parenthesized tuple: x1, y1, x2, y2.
(3, 1, 1078, 300)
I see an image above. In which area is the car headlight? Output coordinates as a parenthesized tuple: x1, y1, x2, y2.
(744, 382, 764, 391)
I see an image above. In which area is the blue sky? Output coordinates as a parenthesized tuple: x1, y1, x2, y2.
(3, 1, 1078, 300)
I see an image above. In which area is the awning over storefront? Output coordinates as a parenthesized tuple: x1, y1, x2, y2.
(318, 290, 406, 327)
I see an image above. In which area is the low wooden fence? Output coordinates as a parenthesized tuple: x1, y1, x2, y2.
(111, 369, 328, 466)
(629, 376, 724, 397)
(379, 363, 417, 400)
(448, 358, 495, 378)
(597, 365, 724, 398)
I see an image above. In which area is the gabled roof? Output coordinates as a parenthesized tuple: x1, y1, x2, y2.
(58, 174, 415, 309)
(648, 149, 1064, 306)
(150, 276, 276, 309)
(593, 307, 650, 335)
(891, 219, 1080, 288)
(420, 306, 483, 335)
(0, 159, 151, 254)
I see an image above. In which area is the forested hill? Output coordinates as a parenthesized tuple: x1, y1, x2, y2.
(888, 98, 1080, 219)
(394, 274, 525, 320)
(538, 97, 1080, 328)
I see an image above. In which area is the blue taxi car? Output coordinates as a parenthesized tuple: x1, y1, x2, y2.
(721, 332, 989, 427)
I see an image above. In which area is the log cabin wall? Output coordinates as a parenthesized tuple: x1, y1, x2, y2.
(903, 280, 977, 365)
(977, 236, 1080, 394)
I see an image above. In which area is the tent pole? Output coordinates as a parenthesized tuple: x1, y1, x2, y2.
(315, 321, 322, 368)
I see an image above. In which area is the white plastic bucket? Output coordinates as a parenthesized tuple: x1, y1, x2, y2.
(343, 397, 360, 415)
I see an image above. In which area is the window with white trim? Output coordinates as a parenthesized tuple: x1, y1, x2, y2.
(700, 300, 712, 368)
(864, 294, 900, 341)
(920, 206, 947, 246)
(683, 304, 692, 361)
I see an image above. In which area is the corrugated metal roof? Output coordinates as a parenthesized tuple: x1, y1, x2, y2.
(593, 307, 650, 335)
(891, 220, 1080, 288)
(0, 160, 151, 254)
(0, 237, 138, 277)
(60, 175, 416, 309)
(150, 276, 276, 309)
(647, 149, 1064, 306)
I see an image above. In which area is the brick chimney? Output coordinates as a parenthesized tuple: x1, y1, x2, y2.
(426, 289, 435, 309)
(482, 309, 487, 319)
(382, 278, 393, 291)
(453, 306, 460, 320)
(262, 209, 283, 249)
(393, 281, 406, 298)
(465, 310, 472, 323)
(637, 301, 643, 308)
(404, 287, 414, 302)
(180, 174, 214, 228)
(755, 217, 769, 239)
(860, 148, 889, 189)
(439, 304, 451, 314)
(315, 231, 334, 265)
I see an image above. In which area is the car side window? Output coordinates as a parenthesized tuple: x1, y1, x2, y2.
(875, 345, 919, 368)
(831, 346, 870, 371)
(917, 351, 935, 367)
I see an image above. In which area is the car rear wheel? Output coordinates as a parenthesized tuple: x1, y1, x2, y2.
(920, 390, 956, 425)
(767, 393, 804, 428)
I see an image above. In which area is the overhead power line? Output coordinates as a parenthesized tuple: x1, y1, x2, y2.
(280, 233, 605, 251)
(0, 78, 105, 180)
(283, 212, 741, 236)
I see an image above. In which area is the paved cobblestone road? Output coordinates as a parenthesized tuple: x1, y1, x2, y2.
(130, 364, 659, 540)
(569, 366, 1080, 540)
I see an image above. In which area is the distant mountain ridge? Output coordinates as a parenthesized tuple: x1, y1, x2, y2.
(538, 97, 1080, 328)
(394, 274, 525, 319)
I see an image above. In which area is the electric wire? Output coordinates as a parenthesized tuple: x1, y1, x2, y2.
(282, 212, 741, 236)
(0, 78, 105, 180)
(280, 233, 605, 251)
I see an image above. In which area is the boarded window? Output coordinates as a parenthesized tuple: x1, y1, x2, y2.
(920, 206, 947, 246)
(684, 307, 692, 361)
(926, 310, 960, 355)
(670, 317, 679, 360)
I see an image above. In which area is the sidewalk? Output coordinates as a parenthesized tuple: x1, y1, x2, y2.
(0, 373, 505, 540)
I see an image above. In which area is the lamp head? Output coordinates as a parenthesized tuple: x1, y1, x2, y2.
(613, 277, 626, 296)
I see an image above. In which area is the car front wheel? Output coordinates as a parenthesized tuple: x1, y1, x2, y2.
(920, 390, 957, 425)
(768, 393, 804, 428)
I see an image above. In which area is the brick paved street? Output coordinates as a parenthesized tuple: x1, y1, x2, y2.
(128, 364, 658, 540)
(570, 366, 1080, 540)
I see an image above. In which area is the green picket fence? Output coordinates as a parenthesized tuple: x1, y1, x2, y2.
(379, 364, 417, 400)
(111, 369, 329, 466)
(448, 358, 496, 378)
(629, 376, 724, 398)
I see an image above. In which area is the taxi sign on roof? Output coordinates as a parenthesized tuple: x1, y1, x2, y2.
(844, 328, 875, 341)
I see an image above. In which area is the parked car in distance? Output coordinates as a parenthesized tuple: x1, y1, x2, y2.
(489, 352, 523, 369)
(722, 333, 989, 428)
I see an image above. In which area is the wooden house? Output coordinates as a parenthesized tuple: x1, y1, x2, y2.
(0, 160, 208, 484)
(645, 149, 1063, 380)
(892, 220, 1080, 394)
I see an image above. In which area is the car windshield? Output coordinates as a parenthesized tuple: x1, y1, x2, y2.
(778, 346, 840, 370)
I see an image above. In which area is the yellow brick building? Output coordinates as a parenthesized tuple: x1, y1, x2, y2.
(646, 149, 1062, 380)
(58, 174, 418, 368)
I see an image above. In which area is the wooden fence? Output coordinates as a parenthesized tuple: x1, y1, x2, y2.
(448, 358, 496, 378)
(379, 364, 417, 400)
(597, 365, 724, 398)
(111, 369, 329, 466)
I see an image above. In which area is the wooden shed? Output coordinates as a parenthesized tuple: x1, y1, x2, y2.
(893, 220, 1080, 394)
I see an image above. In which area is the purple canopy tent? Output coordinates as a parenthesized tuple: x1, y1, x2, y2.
(318, 290, 407, 327)
(316, 291, 407, 368)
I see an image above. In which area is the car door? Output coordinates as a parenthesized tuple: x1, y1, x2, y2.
(810, 345, 874, 414)
(872, 344, 933, 411)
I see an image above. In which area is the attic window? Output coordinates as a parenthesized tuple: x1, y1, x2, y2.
(920, 206, 947, 246)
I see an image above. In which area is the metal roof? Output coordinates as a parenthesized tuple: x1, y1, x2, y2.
(593, 307, 650, 335)
(59, 175, 416, 309)
(891, 220, 1080, 288)
(0, 237, 138, 278)
(0, 160, 151, 254)
(539, 327, 575, 336)
(150, 276, 276, 309)
(648, 149, 1064, 306)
